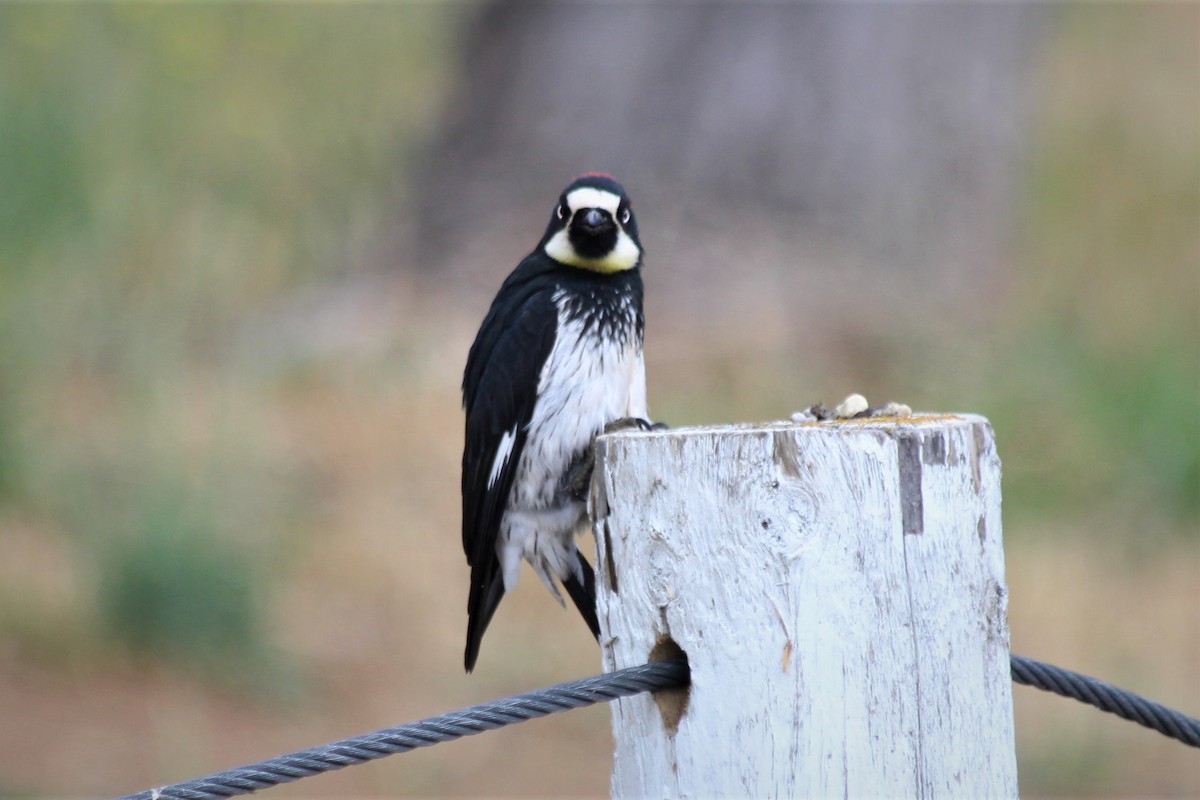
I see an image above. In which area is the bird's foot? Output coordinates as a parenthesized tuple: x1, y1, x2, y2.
(563, 448, 596, 502)
(563, 418, 669, 501)
(603, 416, 668, 434)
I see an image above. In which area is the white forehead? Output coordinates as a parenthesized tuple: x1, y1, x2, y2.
(565, 187, 622, 214)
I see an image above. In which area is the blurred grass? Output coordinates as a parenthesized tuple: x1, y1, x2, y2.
(98, 482, 261, 674)
(0, 4, 455, 676)
(0, 3, 1196, 798)
(994, 4, 1199, 537)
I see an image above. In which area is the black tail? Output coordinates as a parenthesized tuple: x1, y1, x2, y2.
(562, 551, 601, 640)
(466, 553, 600, 672)
(464, 562, 505, 672)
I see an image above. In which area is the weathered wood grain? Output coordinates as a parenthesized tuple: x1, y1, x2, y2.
(592, 414, 1017, 799)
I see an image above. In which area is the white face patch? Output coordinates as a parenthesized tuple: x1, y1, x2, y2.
(542, 187, 641, 273)
(563, 187, 622, 215)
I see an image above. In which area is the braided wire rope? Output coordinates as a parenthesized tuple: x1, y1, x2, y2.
(1010, 654, 1200, 747)
(119, 653, 1198, 800)
(119, 659, 689, 800)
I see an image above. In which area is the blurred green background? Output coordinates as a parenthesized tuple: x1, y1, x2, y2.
(0, 4, 1196, 797)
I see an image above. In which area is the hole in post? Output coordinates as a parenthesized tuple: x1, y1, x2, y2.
(648, 635, 690, 735)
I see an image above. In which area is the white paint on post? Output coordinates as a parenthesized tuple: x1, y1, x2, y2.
(591, 414, 1017, 799)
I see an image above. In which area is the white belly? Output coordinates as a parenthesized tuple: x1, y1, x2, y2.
(498, 294, 646, 595)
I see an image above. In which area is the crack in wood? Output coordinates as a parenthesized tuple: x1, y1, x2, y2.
(898, 433, 924, 536)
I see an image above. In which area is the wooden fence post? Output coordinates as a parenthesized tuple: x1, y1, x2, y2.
(592, 414, 1018, 798)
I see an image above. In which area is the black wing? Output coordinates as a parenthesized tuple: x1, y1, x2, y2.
(461, 264, 559, 672)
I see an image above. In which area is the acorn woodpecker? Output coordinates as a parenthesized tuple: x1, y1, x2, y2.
(461, 174, 649, 672)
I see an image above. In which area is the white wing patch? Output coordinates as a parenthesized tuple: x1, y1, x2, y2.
(487, 427, 517, 490)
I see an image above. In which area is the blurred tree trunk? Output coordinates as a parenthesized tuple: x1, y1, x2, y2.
(413, 3, 1044, 344)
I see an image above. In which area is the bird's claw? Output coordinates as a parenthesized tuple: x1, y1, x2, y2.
(564, 447, 597, 502)
(603, 416, 668, 434)
(564, 418, 669, 501)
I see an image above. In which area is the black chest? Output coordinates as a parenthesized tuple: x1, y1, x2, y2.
(554, 271, 645, 350)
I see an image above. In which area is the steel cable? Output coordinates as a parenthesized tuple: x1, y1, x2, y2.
(1010, 654, 1200, 747)
(119, 652, 1199, 800)
(119, 659, 690, 800)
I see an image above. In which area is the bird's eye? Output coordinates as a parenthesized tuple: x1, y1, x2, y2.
(556, 202, 570, 221)
(619, 206, 631, 225)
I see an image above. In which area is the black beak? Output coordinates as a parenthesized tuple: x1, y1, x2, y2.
(576, 208, 613, 235)
(567, 207, 619, 258)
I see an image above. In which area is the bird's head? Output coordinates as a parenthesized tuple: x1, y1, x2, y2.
(541, 174, 642, 273)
